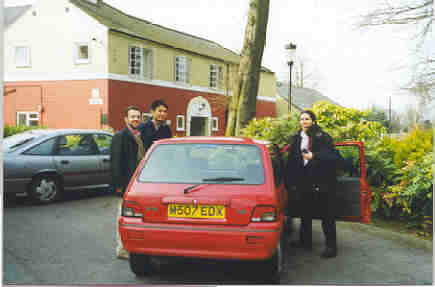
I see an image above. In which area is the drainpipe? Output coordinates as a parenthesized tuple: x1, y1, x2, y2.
(226, 63, 230, 98)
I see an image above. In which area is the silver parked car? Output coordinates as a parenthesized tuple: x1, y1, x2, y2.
(3, 129, 113, 204)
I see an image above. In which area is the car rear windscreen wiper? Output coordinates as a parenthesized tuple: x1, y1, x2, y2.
(184, 184, 202, 194)
(202, 177, 245, 182)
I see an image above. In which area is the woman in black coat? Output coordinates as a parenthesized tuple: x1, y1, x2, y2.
(285, 110, 342, 258)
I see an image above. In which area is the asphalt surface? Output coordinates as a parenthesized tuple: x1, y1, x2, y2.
(3, 191, 433, 285)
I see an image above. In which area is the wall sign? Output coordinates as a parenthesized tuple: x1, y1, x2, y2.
(89, 88, 103, 105)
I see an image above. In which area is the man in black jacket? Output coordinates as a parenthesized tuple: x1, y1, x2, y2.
(111, 106, 145, 259)
(138, 99, 172, 153)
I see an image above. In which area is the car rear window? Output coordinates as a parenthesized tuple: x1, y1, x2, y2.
(138, 143, 265, 185)
(3, 132, 40, 152)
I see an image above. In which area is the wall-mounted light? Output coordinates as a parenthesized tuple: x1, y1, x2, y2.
(91, 37, 104, 47)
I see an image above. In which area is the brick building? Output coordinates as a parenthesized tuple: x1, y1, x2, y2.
(4, 0, 277, 136)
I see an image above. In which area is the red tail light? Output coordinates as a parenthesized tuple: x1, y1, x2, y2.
(251, 205, 277, 222)
(121, 200, 143, 218)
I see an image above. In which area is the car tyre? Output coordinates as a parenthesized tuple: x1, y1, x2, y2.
(129, 253, 153, 277)
(263, 236, 284, 284)
(30, 175, 62, 204)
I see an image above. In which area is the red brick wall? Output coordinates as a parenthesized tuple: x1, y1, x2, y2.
(255, 99, 277, 119)
(4, 80, 109, 129)
(4, 79, 276, 133)
(108, 80, 230, 136)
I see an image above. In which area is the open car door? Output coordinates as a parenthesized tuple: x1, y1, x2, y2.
(285, 141, 371, 223)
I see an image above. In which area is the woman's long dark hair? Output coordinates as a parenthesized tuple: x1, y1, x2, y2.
(299, 110, 322, 137)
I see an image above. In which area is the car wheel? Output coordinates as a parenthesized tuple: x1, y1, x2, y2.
(30, 175, 62, 204)
(263, 237, 284, 284)
(129, 253, 153, 277)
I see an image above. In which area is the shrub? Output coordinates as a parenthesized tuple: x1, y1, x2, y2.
(385, 152, 433, 223)
(241, 102, 433, 237)
(365, 127, 433, 236)
(241, 112, 299, 148)
(4, 125, 47, 138)
(312, 101, 387, 142)
(241, 101, 387, 147)
(385, 127, 433, 169)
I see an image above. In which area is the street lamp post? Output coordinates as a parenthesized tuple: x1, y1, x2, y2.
(285, 42, 297, 113)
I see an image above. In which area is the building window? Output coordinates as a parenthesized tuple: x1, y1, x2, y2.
(210, 65, 224, 89)
(15, 46, 31, 67)
(176, 115, 185, 131)
(75, 43, 90, 64)
(175, 56, 191, 84)
(129, 46, 142, 76)
(129, 46, 153, 79)
(17, 112, 39, 126)
(212, 117, 219, 131)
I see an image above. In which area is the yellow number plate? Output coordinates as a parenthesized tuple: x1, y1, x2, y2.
(168, 204, 226, 219)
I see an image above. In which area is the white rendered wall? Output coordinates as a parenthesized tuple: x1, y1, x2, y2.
(4, 0, 108, 81)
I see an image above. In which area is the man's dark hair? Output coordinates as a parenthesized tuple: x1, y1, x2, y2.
(124, 105, 141, 117)
(151, 99, 168, 111)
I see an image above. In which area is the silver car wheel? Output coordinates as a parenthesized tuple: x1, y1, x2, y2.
(31, 176, 61, 203)
(36, 179, 57, 201)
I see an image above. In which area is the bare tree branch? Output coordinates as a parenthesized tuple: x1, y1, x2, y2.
(358, 0, 433, 28)
(356, 0, 434, 109)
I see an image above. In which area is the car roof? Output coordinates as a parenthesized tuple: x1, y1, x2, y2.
(156, 136, 270, 146)
(21, 129, 113, 136)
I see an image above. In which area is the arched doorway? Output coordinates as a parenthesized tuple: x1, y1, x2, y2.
(186, 96, 212, 136)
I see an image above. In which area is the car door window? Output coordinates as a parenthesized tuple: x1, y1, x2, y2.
(93, 134, 112, 155)
(56, 134, 98, 156)
(334, 145, 362, 219)
(23, 138, 57, 155)
(336, 145, 361, 178)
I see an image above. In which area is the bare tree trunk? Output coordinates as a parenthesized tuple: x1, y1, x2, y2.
(225, 0, 270, 136)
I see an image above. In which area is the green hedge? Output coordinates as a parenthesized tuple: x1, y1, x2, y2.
(4, 125, 47, 138)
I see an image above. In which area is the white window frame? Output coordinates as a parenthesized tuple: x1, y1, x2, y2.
(212, 117, 219, 131)
(75, 42, 90, 64)
(17, 112, 40, 126)
(129, 45, 143, 77)
(129, 46, 153, 79)
(176, 115, 185, 131)
(15, 46, 31, 68)
(175, 56, 191, 84)
(210, 64, 224, 89)
(210, 64, 218, 88)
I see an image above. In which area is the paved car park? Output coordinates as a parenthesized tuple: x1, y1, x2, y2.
(3, 192, 432, 285)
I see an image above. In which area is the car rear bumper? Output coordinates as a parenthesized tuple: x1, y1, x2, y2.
(119, 219, 282, 260)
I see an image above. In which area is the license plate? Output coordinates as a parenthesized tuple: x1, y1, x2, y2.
(168, 204, 226, 219)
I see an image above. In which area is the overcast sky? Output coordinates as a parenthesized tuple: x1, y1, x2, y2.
(5, 0, 426, 112)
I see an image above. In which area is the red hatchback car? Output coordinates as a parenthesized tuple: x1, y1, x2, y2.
(119, 137, 371, 282)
